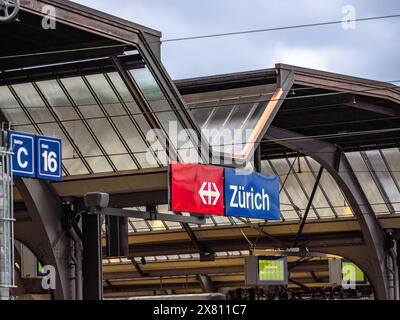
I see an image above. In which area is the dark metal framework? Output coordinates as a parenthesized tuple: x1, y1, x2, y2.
(1, 0, 399, 300)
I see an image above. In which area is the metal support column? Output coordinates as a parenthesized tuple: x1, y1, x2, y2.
(0, 148, 14, 300)
(254, 145, 262, 173)
(82, 214, 103, 300)
(105, 216, 128, 258)
(266, 125, 390, 299)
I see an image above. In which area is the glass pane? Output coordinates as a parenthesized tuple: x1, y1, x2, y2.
(85, 156, 113, 173)
(129, 217, 150, 232)
(130, 67, 164, 103)
(297, 158, 334, 218)
(87, 118, 127, 155)
(12, 83, 54, 123)
(365, 150, 400, 213)
(134, 152, 159, 169)
(63, 121, 102, 156)
(130, 66, 185, 151)
(112, 116, 148, 153)
(0, 86, 31, 125)
(346, 152, 389, 215)
(148, 220, 166, 231)
(280, 192, 300, 221)
(269, 158, 318, 219)
(36, 80, 78, 121)
(107, 72, 135, 104)
(381, 149, 400, 201)
(37, 122, 74, 159)
(212, 215, 232, 226)
(85, 74, 126, 116)
(191, 106, 213, 128)
(63, 159, 89, 175)
(307, 158, 352, 217)
(109, 154, 137, 171)
(61, 77, 104, 119)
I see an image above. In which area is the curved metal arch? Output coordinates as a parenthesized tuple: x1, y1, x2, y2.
(265, 125, 390, 300)
(14, 177, 74, 300)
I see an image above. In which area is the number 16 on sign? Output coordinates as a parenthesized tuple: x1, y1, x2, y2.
(36, 136, 62, 181)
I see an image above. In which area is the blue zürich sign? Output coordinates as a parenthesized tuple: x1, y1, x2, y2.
(224, 168, 280, 220)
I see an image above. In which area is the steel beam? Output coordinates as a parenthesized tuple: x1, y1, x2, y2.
(82, 214, 103, 300)
(265, 125, 390, 299)
(0, 45, 126, 72)
(14, 178, 73, 300)
(197, 274, 215, 293)
(126, 230, 365, 257)
(100, 207, 206, 225)
(344, 101, 399, 117)
(130, 258, 148, 277)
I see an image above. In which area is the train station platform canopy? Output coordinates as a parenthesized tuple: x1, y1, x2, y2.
(1, 0, 400, 298)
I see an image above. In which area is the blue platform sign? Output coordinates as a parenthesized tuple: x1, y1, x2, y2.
(8, 131, 36, 178)
(224, 168, 280, 220)
(36, 135, 62, 181)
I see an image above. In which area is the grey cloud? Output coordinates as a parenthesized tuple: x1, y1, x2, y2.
(72, 0, 400, 81)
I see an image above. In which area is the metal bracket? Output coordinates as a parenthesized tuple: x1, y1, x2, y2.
(83, 192, 206, 225)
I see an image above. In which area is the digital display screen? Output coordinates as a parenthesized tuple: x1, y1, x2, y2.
(342, 260, 367, 285)
(37, 261, 47, 277)
(257, 256, 288, 285)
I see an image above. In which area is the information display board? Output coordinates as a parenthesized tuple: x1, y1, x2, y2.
(342, 260, 367, 285)
(245, 256, 288, 285)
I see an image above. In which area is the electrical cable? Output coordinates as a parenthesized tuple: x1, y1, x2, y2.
(147, 14, 400, 44)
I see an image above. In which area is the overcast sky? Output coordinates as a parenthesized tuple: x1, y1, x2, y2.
(73, 0, 400, 82)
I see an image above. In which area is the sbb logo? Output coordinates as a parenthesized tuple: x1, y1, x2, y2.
(170, 163, 224, 216)
(198, 182, 221, 206)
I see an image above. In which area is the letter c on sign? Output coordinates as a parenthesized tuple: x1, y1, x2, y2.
(17, 147, 28, 169)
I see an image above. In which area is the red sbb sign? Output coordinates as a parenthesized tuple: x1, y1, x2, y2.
(170, 162, 224, 215)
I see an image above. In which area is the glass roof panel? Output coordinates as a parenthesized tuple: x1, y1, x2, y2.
(307, 158, 352, 217)
(63, 159, 90, 175)
(12, 83, 54, 123)
(85, 74, 127, 117)
(365, 150, 400, 213)
(346, 152, 389, 215)
(37, 122, 74, 159)
(63, 120, 103, 157)
(109, 154, 137, 171)
(60, 77, 104, 119)
(86, 118, 127, 155)
(185, 85, 276, 158)
(268, 158, 318, 220)
(112, 116, 148, 153)
(85, 156, 113, 173)
(298, 158, 336, 218)
(381, 149, 400, 212)
(0, 86, 31, 124)
(36, 80, 79, 121)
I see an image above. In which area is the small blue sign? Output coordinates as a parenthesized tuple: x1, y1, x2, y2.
(36, 135, 62, 181)
(8, 131, 36, 178)
(224, 168, 280, 220)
